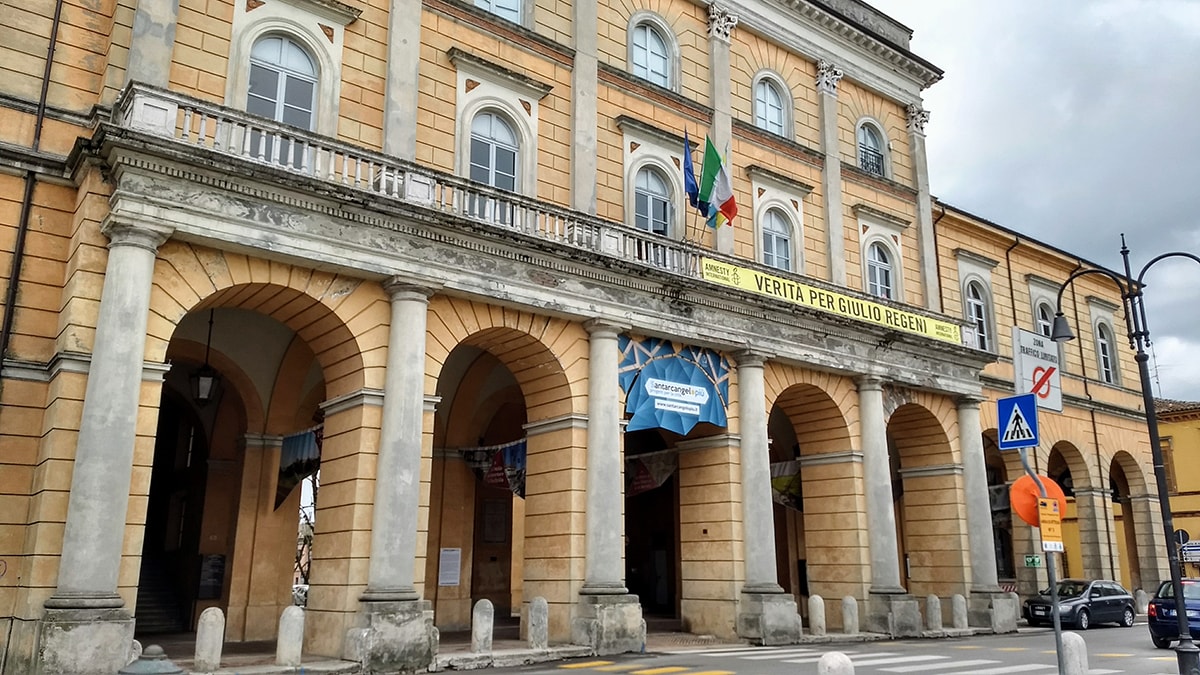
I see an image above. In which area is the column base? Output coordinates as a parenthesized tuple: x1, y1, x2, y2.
(968, 591, 1018, 633)
(34, 607, 135, 675)
(345, 599, 438, 673)
(736, 591, 801, 646)
(571, 594, 645, 655)
(866, 591, 921, 637)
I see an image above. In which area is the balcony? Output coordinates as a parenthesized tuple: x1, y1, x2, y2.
(111, 84, 966, 348)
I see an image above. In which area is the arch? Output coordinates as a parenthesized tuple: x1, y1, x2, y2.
(627, 11, 679, 90)
(855, 117, 889, 178)
(963, 276, 994, 351)
(1095, 321, 1119, 384)
(760, 206, 795, 272)
(625, 154, 684, 239)
(457, 102, 536, 198)
(752, 70, 791, 137)
(864, 238, 897, 300)
(633, 164, 673, 235)
(1035, 301, 1054, 338)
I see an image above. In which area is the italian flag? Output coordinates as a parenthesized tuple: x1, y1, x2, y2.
(697, 136, 737, 228)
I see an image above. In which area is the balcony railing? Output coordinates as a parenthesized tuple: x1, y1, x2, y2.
(111, 84, 965, 346)
(858, 145, 885, 177)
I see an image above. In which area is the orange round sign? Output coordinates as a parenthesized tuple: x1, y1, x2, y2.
(1010, 474, 1068, 527)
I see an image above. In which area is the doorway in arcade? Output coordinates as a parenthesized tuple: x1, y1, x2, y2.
(624, 429, 680, 620)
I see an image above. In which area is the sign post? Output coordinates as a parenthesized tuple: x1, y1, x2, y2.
(997, 393, 1065, 672)
(1012, 327, 1063, 412)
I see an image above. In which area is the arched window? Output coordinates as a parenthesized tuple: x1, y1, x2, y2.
(1097, 323, 1117, 384)
(475, 0, 521, 23)
(866, 242, 893, 299)
(966, 281, 991, 350)
(631, 22, 670, 88)
(754, 78, 786, 136)
(247, 35, 317, 130)
(857, 122, 886, 177)
(634, 166, 671, 236)
(469, 112, 519, 223)
(1036, 302, 1054, 338)
(762, 208, 792, 271)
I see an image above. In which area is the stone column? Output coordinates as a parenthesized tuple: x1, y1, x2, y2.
(573, 321, 643, 654)
(858, 376, 919, 636)
(735, 351, 800, 645)
(383, 0, 423, 159)
(125, 0, 180, 87)
(571, 0, 598, 212)
(816, 60, 846, 285)
(352, 280, 437, 672)
(906, 103, 939, 310)
(958, 396, 1000, 593)
(1072, 487, 1112, 579)
(39, 220, 171, 674)
(707, 3, 738, 254)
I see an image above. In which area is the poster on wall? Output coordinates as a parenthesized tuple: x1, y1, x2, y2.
(617, 336, 730, 435)
(438, 548, 462, 586)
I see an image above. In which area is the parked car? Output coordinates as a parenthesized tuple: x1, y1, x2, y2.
(1023, 578, 1136, 629)
(1148, 578, 1200, 648)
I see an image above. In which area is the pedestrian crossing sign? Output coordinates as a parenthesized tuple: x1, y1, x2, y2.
(998, 393, 1039, 450)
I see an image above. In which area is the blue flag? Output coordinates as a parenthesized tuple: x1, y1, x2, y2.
(683, 129, 700, 211)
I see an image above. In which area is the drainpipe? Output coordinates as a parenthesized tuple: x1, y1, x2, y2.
(931, 202, 947, 313)
(1067, 260, 1115, 580)
(0, 0, 65, 377)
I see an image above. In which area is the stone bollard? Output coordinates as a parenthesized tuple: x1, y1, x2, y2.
(472, 599, 495, 654)
(1062, 631, 1088, 675)
(817, 651, 854, 675)
(1135, 588, 1149, 615)
(118, 645, 183, 674)
(194, 607, 226, 672)
(951, 594, 968, 630)
(808, 595, 827, 636)
(925, 595, 942, 631)
(276, 605, 305, 667)
(841, 596, 859, 635)
(528, 596, 549, 650)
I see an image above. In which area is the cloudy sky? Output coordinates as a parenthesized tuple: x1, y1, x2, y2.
(865, 0, 1200, 402)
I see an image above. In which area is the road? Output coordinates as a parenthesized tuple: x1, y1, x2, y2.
(504, 624, 1178, 675)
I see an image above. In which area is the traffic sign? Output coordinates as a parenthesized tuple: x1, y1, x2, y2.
(1039, 497, 1064, 552)
(1182, 540, 1200, 563)
(1177, 529, 1190, 546)
(998, 393, 1039, 450)
(1024, 554, 1043, 568)
(1013, 327, 1063, 412)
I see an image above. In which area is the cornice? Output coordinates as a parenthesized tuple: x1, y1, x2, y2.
(954, 248, 1000, 270)
(598, 62, 713, 124)
(614, 115, 698, 151)
(731, 118, 825, 170)
(841, 161, 919, 199)
(746, 164, 815, 196)
(852, 203, 910, 230)
(425, 0, 574, 67)
(271, 0, 361, 25)
(448, 47, 555, 100)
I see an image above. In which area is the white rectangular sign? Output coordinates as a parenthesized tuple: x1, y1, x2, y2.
(438, 548, 462, 586)
(1013, 327, 1063, 412)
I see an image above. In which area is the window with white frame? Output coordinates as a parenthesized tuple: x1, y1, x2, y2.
(762, 208, 792, 271)
(1096, 322, 1117, 384)
(866, 242, 894, 299)
(1036, 302, 1054, 338)
(468, 111, 519, 223)
(634, 166, 672, 236)
(475, 0, 521, 23)
(754, 77, 787, 137)
(630, 21, 671, 88)
(856, 121, 886, 177)
(248, 36, 317, 129)
(965, 280, 992, 350)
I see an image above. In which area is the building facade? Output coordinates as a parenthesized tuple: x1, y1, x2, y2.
(1158, 400, 1200, 582)
(0, 0, 1165, 672)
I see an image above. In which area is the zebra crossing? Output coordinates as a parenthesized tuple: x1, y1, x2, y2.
(658, 644, 1126, 674)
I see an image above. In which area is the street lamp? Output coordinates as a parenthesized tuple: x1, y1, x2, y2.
(1050, 235, 1200, 675)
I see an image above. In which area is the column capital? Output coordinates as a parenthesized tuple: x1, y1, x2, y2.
(956, 394, 985, 410)
(101, 218, 172, 252)
(707, 2, 739, 42)
(855, 374, 884, 391)
(816, 59, 844, 95)
(382, 277, 437, 302)
(906, 102, 930, 136)
(733, 349, 770, 368)
(584, 319, 626, 337)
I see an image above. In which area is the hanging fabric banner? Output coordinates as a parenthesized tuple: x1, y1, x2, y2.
(626, 450, 678, 497)
(618, 336, 730, 435)
(459, 439, 527, 498)
(274, 425, 323, 509)
(769, 460, 803, 511)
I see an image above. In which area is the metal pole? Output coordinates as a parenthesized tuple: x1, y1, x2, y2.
(1119, 241, 1200, 675)
(1020, 448, 1065, 674)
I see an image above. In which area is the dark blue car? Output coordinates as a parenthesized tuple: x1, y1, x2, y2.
(1148, 579, 1200, 648)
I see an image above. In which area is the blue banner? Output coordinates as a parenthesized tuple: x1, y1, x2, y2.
(618, 336, 729, 435)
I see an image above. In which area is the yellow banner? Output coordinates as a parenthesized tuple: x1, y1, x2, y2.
(700, 258, 962, 344)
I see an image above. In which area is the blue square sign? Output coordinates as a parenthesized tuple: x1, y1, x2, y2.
(998, 393, 1039, 451)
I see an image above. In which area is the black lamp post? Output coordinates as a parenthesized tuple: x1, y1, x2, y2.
(1050, 235, 1200, 675)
